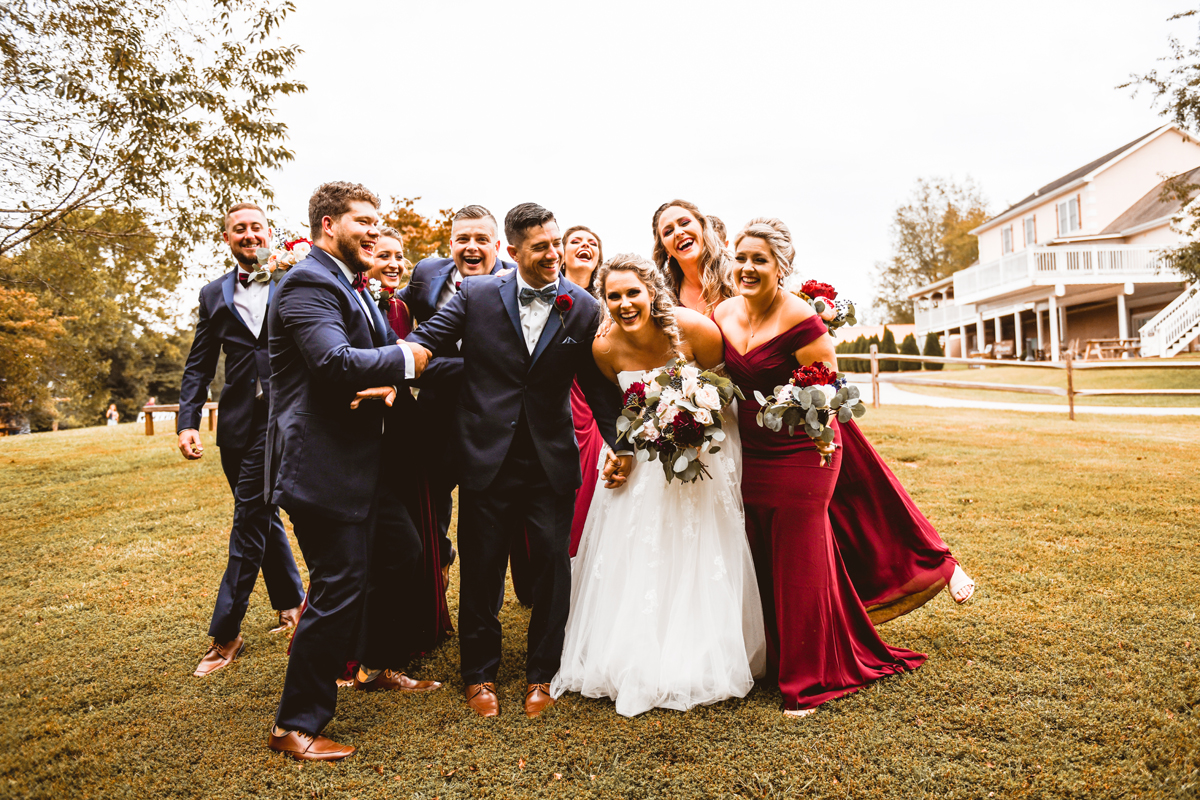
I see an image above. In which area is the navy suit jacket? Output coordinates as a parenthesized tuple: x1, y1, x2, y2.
(406, 272, 621, 495)
(266, 246, 414, 523)
(178, 269, 273, 449)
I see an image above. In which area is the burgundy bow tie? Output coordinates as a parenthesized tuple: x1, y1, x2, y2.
(455, 280, 462, 291)
(352, 272, 368, 291)
(238, 272, 253, 287)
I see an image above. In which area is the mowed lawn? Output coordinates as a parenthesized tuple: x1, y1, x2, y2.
(1, 409, 1198, 800)
(866, 356, 1200, 408)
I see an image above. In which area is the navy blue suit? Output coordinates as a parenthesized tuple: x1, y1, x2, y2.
(177, 269, 304, 644)
(396, 256, 515, 565)
(268, 246, 424, 735)
(407, 272, 621, 683)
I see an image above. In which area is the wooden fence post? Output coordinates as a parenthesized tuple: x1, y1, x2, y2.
(1065, 352, 1075, 421)
(208, 408, 217, 431)
(870, 344, 880, 409)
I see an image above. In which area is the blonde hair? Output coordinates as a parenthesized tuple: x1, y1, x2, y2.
(734, 217, 796, 286)
(594, 252, 682, 354)
(651, 199, 734, 315)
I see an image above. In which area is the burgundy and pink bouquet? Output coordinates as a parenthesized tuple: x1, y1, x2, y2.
(616, 359, 743, 484)
(251, 235, 313, 283)
(789, 278, 857, 337)
(754, 361, 866, 465)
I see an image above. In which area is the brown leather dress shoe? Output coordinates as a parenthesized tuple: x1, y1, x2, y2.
(355, 669, 442, 693)
(192, 635, 244, 677)
(524, 683, 554, 718)
(465, 682, 499, 717)
(267, 728, 355, 761)
(269, 606, 302, 634)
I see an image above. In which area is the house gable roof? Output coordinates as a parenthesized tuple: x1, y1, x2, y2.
(1099, 164, 1200, 235)
(974, 125, 1174, 234)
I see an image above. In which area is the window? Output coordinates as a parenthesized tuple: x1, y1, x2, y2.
(1057, 196, 1080, 235)
(1001, 225, 1013, 255)
(1024, 217, 1036, 246)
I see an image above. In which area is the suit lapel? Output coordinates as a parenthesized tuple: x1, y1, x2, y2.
(221, 270, 251, 332)
(498, 272, 525, 349)
(427, 262, 453, 312)
(530, 294, 564, 367)
(311, 247, 382, 345)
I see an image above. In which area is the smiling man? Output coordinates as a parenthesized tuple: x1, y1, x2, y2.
(406, 202, 628, 720)
(177, 202, 306, 680)
(395, 205, 516, 588)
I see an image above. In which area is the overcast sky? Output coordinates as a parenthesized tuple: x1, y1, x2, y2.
(236, 0, 1187, 320)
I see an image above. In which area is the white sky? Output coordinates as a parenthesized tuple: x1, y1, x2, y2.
(205, 0, 1188, 321)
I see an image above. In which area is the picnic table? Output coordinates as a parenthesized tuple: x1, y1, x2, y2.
(142, 402, 217, 435)
(1083, 338, 1140, 360)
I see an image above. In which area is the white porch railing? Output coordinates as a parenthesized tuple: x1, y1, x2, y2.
(913, 302, 977, 335)
(953, 245, 1178, 302)
(1139, 284, 1200, 358)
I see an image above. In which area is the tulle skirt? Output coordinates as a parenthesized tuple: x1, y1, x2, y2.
(551, 412, 764, 717)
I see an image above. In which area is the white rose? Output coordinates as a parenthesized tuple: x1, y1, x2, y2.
(695, 384, 722, 411)
(656, 402, 679, 426)
(291, 242, 311, 258)
(694, 408, 713, 426)
(681, 364, 700, 381)
(681, 375, 700, 398)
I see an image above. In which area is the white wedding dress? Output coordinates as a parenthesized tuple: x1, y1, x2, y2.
(551, 369, 766, 717)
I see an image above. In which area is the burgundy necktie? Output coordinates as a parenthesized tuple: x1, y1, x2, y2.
(352, 272, 368, 291)
(455, 281, 462, 290)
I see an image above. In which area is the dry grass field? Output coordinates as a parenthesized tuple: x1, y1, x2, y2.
(1, 408, 1198, 799)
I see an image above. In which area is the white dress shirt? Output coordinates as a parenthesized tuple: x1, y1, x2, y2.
(233, 270, 269, 398)
(325, 249, 415, 381)
(436, 266, 463, 311)
(515, 271, 557, 355)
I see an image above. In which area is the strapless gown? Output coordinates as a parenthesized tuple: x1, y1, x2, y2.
(550, 369, 765, 717)
(724, 317, 925, 710)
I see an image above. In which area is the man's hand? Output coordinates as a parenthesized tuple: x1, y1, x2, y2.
(602, 452, 634, 489)
(351, 386, 398, 409)
(178, 429, 204, 460)
(405, 341, 432, 377)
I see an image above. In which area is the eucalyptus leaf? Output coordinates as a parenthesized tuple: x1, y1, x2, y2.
(673, 455, 689, 472)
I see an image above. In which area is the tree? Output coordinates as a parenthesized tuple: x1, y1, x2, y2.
(0, 0, 305, 259)
(0, 288, 69, 426)
(381, 197, 454, 264)
(1124, 10, 1200, 282)
(879, 327, 899, 372)
(899, 332, 922, 371)
(923, 331, 945, 371)
(872, 178, 990, 323)
(0, 208, 187, 427)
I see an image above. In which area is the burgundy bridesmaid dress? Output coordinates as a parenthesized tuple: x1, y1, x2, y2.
(724, 316, 925, 710)
(568, 381, 605, 557)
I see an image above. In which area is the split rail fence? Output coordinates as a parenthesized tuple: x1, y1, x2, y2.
(863, 344, 1200, 420)
(142, 402, 217, 435)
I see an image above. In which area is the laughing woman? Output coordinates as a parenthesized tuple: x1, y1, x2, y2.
(715, 218, 924, 715)
(651, 200, 974, 622)
(551, 253, 764, 717)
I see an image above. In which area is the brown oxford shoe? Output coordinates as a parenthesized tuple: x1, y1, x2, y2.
(267, 727, 355, 761)
(192, 634, 244, 677)
(465, 682, 499, 718)
(524, 683, 555, 718)
(355, 669, 442, 693)
(269, 606, 303, 634)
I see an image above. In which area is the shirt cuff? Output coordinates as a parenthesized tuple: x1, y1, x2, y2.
(396, 342, 416, 380)
(615, 450, 634, 457)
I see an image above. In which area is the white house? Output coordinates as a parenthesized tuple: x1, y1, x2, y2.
(909, 124, 1200, 360)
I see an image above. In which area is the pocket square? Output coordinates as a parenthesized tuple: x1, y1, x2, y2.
(562, 336, 577, 345)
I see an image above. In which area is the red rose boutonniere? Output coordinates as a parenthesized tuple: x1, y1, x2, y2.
(554, 293, 572, 324)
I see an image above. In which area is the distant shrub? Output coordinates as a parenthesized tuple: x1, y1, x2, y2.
(899, 333, 921, 371)
(923, 331, 945, 371)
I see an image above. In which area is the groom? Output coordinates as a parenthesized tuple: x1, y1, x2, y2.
(407, 202, 628, 718)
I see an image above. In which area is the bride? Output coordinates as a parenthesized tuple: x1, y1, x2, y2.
(550, 253, 765, 717)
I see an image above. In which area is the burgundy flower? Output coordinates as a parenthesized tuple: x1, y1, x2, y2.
(792, 362, 838, 388)
(555, 294, 573, 313)
(623, 381, 647, 407)
(800, 280, 837, 301)
(671, 412, 706, 446)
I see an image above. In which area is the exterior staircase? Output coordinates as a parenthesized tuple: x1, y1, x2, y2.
(1140, 284, 1200, 358)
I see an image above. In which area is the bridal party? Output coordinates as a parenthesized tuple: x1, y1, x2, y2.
(176, 180, 977, 761)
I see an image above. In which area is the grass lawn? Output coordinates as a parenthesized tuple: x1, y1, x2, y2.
(2, 410, 1198, 799)
(866, 359, 1200, 408)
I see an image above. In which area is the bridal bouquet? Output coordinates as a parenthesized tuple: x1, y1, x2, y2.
(791, 279, 857, 337)
(754, 361, 866, 465)
(249, 236, 313, 283)
(616, 359, 743, 484)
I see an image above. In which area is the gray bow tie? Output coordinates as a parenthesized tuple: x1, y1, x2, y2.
(519, 284, 558, 306)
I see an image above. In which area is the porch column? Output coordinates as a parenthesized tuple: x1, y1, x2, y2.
(1036, 307, 1045, 351)
(1117, 292, 1129, 340)
(1014, 310, 1024, 359)
(976, 315, 987, 353)
(1048, 294, 1060, 361)
(959, 324, 969, 357)
(994, 315, 1003, 345)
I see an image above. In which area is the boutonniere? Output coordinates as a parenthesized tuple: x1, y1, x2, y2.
(366, 279, 397, 303)
(554, 293, 572, 324)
